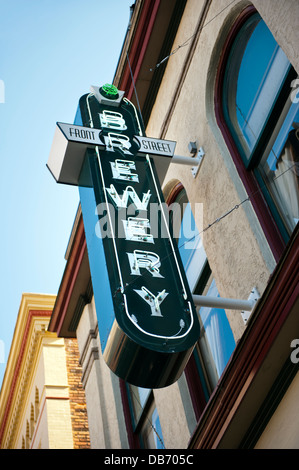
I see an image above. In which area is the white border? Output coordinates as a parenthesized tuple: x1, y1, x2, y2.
(86, 93, 194, 340)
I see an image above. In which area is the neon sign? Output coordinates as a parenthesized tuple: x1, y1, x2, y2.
(49, 84, 200, 388)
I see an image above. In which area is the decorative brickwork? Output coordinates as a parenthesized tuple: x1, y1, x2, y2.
(64, 338, 90, 449)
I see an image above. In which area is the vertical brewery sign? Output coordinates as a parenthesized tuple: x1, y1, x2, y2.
(48, 84, 200, 388)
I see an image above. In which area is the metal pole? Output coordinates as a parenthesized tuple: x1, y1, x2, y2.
(192, 295, 255, 311)
(172, 154, 201, 166)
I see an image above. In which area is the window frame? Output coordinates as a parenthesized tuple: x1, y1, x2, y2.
(119, 381, 164, 449)
(222, 13, 295, 172)
(214, 5, 287, 261)
(222, 11, 298, 243)
(126, 385, 153, 433)
(253, 93, 299, 238)
(166, 184, 236, 419)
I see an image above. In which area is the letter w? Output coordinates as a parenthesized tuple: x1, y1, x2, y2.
(106, 184, 151, 210)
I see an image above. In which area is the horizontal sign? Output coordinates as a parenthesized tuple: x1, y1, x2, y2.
(134, 136, 176, 157)
(48, 121, 177, 186)
(57, 122, 105, 147)
(58, 122, 176, 156)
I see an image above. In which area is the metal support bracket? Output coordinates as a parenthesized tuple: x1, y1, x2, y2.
(172, 147, 205, 178)
(192, 287, 260, 325)
(240, 287, 260, 324)
(191, 147, 205, 178)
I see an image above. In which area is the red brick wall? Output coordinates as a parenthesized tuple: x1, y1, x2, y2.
(64, 338, 90, 449)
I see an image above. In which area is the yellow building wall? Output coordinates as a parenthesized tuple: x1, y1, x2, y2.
(11, 333, 75, 449)
(0, 293, 88, 449)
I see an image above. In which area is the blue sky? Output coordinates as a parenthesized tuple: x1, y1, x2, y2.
(0, 0, 133, 387)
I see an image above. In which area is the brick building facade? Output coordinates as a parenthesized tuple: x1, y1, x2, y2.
(0, 294, 90, 449)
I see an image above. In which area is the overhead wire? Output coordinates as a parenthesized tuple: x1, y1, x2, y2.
(117, 0, 299, 292)
(118, 0, 299, 289)
(112, 0, 298, 442)
(177, 161, 297, 250)
(150, 0, 238, 71)
(120, 156, 297, 448)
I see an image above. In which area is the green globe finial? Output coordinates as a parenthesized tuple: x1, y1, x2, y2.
(100, 83, 119, 100)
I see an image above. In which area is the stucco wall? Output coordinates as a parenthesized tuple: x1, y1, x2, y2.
(76, 300, 128, 449)
(253, 0, 299, 75)
(255, 371, 299, 449)
(74, 0, 299, 449)
(146, 0, 284, 341)
(153, 375, 197, 448)
(77, 297, 197, 449)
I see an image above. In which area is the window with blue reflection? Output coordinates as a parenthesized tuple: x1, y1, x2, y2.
(176, 191, 235, 387)
(258, 101, 299, 234)
(223, 13, 299, 240)
(198, 278, 236, 378)
(223, 15, 291, 163)
(127, 384, 164, 449)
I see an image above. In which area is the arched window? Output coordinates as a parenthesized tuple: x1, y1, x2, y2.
(167, 184, 235, 410)
(218, 8, 299, 249)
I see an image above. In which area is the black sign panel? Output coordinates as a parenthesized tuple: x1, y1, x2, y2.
(77, 88, 200, 388)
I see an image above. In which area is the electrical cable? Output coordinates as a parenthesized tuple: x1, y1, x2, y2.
(150, 0, 237, 71)
(108, 161, 298, 297)
(115, 0, 299, 293)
